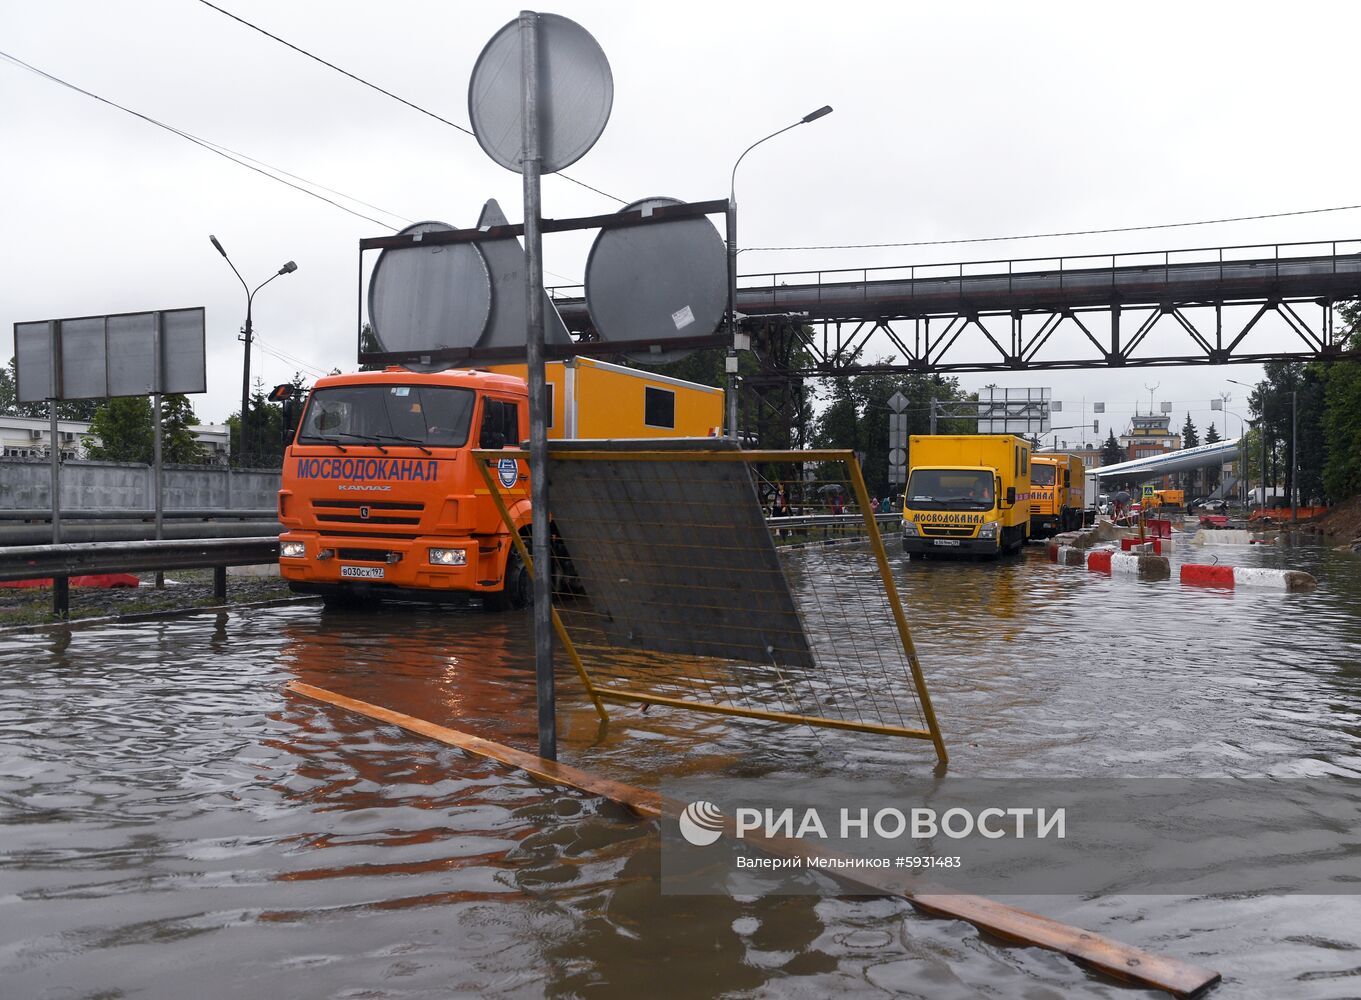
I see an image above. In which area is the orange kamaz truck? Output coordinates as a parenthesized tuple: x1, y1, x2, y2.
(276, 357, 723, 608)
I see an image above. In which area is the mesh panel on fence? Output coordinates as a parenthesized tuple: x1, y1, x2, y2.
(476, 440, 945, 762)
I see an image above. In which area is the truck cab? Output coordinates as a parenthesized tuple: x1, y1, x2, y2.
(276, 359, 723, 608)
(277, 368, 533, 607)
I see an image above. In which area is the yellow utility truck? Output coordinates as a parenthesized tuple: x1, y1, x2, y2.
(900, 434, 1032, 558)
(1029, 453, 1086, 538)
(1142, 488, 1184, 510)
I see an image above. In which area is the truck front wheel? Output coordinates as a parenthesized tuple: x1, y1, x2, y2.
(483, 539, 532, 612)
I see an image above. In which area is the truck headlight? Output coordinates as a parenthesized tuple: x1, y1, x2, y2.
(428, 547, 467, 566)
(902, 520, 919, 537)
(977, 521, 999, 539)
(280, 541, 306, 558)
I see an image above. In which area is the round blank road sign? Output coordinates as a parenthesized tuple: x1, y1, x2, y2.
(584, 196, 726, 364)
(367, 221, 491, 368)
(469, 13, 613, 174)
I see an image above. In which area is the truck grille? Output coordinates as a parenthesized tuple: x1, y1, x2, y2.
(311, 499, 424, 526)
(921, 526, 976, 537)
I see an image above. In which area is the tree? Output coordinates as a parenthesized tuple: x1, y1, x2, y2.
(84, 394, 206, 465)
(809, 361, 970, 499)
(1179, 412, 1200, 494)
(84, 397, 152, 462)
(1181, 413, 1199, 449)
(359, 323, 382, 372)
(229, 374, 307, 467)
(0, 356, 101, 420)
(1248, 360, 1328, 506)
(1203, 422, 1222, 493)
(1322, 304, 1361, 501)
(159, 394, 207, 463)
(1100, 430, 1124, 467)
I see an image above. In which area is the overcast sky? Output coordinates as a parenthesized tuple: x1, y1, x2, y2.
(4, 1, 1358, 446)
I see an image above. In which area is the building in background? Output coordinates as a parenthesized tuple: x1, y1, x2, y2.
(1120, 413, 1181, 459)
(0, 415, 229, 463)
(1119, 413, 1181, 489)
(0, 415, 87, 460)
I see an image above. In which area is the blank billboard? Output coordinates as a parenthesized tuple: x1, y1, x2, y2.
(978, 386, 1052, 435)
(14, 308, 206, 402)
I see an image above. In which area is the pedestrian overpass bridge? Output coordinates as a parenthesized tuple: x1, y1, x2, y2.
(551, 237, 1361, 375)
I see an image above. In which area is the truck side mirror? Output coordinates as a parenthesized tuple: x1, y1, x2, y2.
(1006, 486, 1017, 505)
(282, 398, 299, 439)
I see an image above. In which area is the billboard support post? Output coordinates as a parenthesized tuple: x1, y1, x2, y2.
(152, 312, 165, 588)
(47, 321, 61, 547)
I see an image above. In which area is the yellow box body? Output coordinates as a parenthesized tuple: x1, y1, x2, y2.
(489, 357, 724, 439)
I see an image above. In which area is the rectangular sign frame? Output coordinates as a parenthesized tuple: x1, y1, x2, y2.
(14, 307, 207, 402)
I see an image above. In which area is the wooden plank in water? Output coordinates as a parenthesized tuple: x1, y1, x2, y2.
(908, 893, 1220, 996)
(285, 681, 661, 818)
(285, 681, 1220, 998)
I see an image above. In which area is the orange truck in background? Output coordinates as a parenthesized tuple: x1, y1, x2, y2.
(277, 357, 723, 609)
(1028, 453, 1086, 538)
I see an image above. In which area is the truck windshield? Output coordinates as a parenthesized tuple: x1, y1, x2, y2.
(1030, 463, 1057, 486)
(906, 469, 995, 510)
(297, 384, 475, 448)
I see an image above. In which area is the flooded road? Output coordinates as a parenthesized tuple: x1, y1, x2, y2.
(2, 536, 1360, 998)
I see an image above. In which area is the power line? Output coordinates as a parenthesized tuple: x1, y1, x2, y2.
(192, 138, 410, 228)
(196, 0, 628, 206)
(0, 49, 403, 230)
(742, 204, 1361, 254)
(252, 336, 331, 378)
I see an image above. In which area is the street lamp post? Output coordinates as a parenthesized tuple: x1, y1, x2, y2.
(1223, 406, 1247, 506)
(210, 236, 297, 465)
(726, 105, 832, 440)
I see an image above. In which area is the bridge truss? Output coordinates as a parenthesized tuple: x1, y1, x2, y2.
(552, 238, 1361, 376)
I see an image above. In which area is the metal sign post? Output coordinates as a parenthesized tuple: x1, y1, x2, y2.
(519, 11, 556, 761)
(46, 321, 61, 547)
(887, 391, 908, 488)
(152, 312, 165, 588)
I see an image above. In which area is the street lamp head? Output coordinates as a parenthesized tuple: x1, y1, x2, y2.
(279, 261, 298, 275)
(209, 234, 228, 258)
(801, 105, 833, 124)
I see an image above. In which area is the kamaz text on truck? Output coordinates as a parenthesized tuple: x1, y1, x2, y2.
(900, 434, 1032, 558)
(276, 358, 722, 608)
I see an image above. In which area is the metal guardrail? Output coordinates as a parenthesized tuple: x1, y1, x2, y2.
(0, 509, 277, 521)
(0, 536, 280, 617)
(0, 522, 283, 547)
(765, 512, 901, 530)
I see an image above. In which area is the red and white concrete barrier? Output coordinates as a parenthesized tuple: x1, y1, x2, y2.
(1180, 564, 1318, 591)
(1086, 547, 1171, 580)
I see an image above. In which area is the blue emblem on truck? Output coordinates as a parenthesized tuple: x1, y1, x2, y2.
(497, 457, 519, 488)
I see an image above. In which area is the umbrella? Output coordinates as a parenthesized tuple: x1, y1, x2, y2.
(816, 483, 846, 494)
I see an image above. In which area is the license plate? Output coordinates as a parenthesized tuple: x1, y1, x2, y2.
(932, 539, 961, 547)
(340, 565, 384, 579)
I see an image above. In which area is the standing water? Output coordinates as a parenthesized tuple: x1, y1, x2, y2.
(2, 537, 1359, 997)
